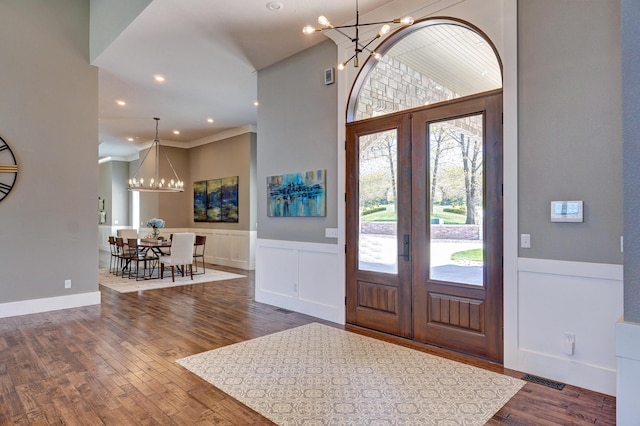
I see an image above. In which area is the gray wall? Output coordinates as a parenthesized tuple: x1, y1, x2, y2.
(249, 132, 258, 232)
(257, 40, 338, 243)
(98, 160, 130, 226)
(157, 146, 190, 228)
(89, 0, 151, 62)
(127, 146, 190, 229)
(518, 0, 622, 264)
(188, 133, 257, 231)
(111, 161, 129, 226)
(104, 134, 256, 231)
(99, 162, 112, 223)
(622, 0, 640, 322)
(0, 0, 98, 303)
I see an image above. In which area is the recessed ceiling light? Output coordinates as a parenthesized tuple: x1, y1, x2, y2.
(254, 101, 259, 106)
(127, 137, 134, 142)
(154, 74, 165, 82)
(173, 130, 180, 135)
(266, 1, 283, 12)
(116, 100, 126, 106)
(207, 118, 214, 123)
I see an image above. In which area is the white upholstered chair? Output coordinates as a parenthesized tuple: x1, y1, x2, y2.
(119, 229, 138, 241)
(160, 232, 195, 282)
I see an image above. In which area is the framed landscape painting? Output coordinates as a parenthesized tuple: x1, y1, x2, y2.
(206, 179, 222, 222)
(194, 177, 239, 223)
(201, 176, 239, 223)
(219, 176, 239, 222)
(193, 180, 207, 222)
(267, 169, 326, 217)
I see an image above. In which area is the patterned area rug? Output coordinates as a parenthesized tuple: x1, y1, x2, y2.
(177, 323, 524, 425)
(99, 268, 245, 293)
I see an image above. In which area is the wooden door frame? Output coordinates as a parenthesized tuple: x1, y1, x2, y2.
(346, 90, 503, 362)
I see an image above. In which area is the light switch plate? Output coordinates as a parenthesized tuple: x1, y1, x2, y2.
(325, 228, 338, 238)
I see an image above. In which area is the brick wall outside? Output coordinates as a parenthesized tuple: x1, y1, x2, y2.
(355, 56, 455, 120)
(355, 56, 482, 139)
(360, 222, 480, 240)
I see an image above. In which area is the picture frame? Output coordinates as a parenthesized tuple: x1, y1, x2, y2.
(194, 176, 239, 223)
(267, 169, 326, 217)
(324, 67, 334, 85)
(193, 181, 207, 222)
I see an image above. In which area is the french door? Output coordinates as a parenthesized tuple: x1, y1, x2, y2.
(346, 90, 503, 362)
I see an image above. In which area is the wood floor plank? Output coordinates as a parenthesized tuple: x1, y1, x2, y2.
(0, 261, 616, 425)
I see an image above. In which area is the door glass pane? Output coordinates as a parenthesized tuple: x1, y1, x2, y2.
(429, 115, 483, 285)
(358, 129, 398, 274)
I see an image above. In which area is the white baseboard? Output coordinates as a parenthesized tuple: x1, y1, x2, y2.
(0, 292, 101, 319)
(513, 348, 616, 396)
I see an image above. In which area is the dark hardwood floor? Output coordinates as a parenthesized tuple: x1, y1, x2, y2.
(0, 261, 616, 425)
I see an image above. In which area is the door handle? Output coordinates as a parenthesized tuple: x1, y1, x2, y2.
(402, 234, 410, 261)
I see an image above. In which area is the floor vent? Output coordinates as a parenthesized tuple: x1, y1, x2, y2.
(522, 374, 566, 390)
(275, 308, 293, 314)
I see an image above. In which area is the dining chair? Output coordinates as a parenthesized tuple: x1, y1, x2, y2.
(115, 237, 134, 277)
(127, 238, 158, 280)
(108, 236, 119, 274)
(160, 233, 195, 282)
(192, 235, 206, 275)
(118, 229, 138, 253)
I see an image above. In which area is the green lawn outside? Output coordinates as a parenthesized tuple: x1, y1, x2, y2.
(450, 248, 483, 262)
(361, 205, 466, 224)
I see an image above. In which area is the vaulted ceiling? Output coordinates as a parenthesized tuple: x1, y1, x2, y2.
(94, 0, 392, 159)
(94, 1, 502, 160)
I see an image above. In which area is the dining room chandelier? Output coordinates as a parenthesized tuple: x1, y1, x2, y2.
(128, 117, 184, 192)
(302, 0, 414, 70)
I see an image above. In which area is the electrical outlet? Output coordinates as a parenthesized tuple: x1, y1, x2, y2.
(520, 234, 531, 248)
(65, 279, 71, 289)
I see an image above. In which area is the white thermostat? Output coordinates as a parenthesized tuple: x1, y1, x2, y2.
(550, 200, 583, 222)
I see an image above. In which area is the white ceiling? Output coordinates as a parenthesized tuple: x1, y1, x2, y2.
(94, 0, 393, 159)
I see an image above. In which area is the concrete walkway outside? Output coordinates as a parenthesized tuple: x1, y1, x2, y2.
(358, 235, 483, 285)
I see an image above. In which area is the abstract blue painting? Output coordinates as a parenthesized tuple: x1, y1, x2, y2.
(207, 176, 239, 222)
(267, 169, 326, 217)
(193, 180, 207, 222)
(193, 177, 239, 223)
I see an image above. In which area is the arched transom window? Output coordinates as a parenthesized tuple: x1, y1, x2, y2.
(352, 20, 502, 121)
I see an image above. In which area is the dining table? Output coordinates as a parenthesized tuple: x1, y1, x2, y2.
(137, 238, 171, 256)
(132, 239, 172, 280)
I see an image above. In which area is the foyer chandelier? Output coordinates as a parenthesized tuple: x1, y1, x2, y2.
(128, 117, 184, 192)
(302, 0, 414, 69)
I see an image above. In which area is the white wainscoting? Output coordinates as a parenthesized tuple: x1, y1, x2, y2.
(98, 225, 133, 251)
(197, 230, 256, 270)
(506, 258, 623, 396)
(616, 319, 640, 424)
(99, 227, 256, 271)
(255, 239, 344, 324)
